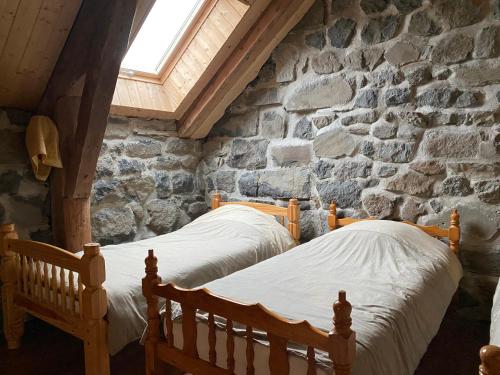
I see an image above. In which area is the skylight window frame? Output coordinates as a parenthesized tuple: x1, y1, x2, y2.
(120, 0, 214, 82)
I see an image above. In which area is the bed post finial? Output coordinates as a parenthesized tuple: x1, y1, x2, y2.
(211, 192, 222, 209)
(329, 290, 356, 375)
(0, 223, 25, 350)
(449, 209, 460, 254)
(287, 198, 300, 242)
(328, 202, 338, 231)
(480, 345, 500, 375)
(142, 250, 162, 374)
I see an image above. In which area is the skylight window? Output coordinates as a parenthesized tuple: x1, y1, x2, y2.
(121, 0, 204, 75)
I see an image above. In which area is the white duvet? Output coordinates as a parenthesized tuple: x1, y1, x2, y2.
(84, 205, 295, 355)
(169, 220, 462, 375)
(491, 281, 500, 345)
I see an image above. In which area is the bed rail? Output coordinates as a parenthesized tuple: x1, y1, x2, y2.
(480, 345, 500, 375)
(0, 223, 109, 375)
(142, 249, 356, 375)
(211, 192, 300, 242)
(327, 202, 461, 253)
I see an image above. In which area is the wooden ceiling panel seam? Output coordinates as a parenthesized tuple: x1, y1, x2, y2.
(0, 0, 22, 55)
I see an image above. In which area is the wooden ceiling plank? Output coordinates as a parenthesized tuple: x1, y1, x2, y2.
(218, 0, 241, 28)
(228, 0, 250, 16)
(178, 0, 315, 138)
(0, 0, 21, 54)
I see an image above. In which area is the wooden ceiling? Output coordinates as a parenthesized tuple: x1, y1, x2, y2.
(0, 0, 316, 138)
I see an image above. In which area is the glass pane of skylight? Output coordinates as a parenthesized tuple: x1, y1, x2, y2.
(122, 0, 203, 74)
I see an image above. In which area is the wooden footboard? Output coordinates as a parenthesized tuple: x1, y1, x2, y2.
(0, 223, 109, 375)
(142, 250, 356, 375)
(480, 345, 500, 375)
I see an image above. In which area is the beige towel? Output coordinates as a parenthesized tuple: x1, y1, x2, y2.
(25, 116, 63, 181)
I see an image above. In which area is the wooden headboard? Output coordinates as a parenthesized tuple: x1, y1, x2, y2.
(210, 192, 300, 242)
(326, 202, 461, 254)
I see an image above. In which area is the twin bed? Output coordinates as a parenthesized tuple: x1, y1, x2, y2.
(0, 194, 300, 375)
(142, 204, 462, 375)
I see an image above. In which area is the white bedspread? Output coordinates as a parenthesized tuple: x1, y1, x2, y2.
(171, 220, 462, 375)
(491, 280, 500, 345)
(82, 205, 295, 355)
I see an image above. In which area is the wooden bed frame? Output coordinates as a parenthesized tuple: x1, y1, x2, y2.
(0, 194, 300, 375)
(142, 201, 461, 375)
(480, 345, 500, 374)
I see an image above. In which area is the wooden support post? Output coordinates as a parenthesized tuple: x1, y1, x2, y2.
(287, 198, 300, 243)
(142, 250, 163, 375)
(0, 224, 25, 349)
(449, 209, 460, 254)
(480, 345, 500, 375)
(211, 192, 222, 209)
(329, 291, 356, 375)
(38, 0, 137, 252)
(81, 243, 109, 375)
(328, 202, 338, 231)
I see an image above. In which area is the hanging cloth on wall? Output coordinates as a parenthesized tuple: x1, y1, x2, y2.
(25, 115, 63, 181)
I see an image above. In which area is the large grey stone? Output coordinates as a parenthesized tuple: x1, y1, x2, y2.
(211, 111, 258, 137)
(311, 51, 343, 74)
(474, 26, 499, 59)
(340, 110, 378, 125)
(400, 196, 424, 222)
(420, 129, 480, 158)
(451, 60, 500, 86)
(0, 170, 21, 194)
(371, 69, 404, 88)
(385, 88, 411, 106)
(435, 0, 484, 28)
(376, 164, 398, 177)
(305, 31, 326, 50)
(312, 115, 334, 129)
(260, 111, 285, 139)
(92, 207, 136, 245)
(360, 0, 389, 14)
(447, 162, 500, 179)
(328, 18, 357, 48)
(207, 171, 236, 193)
(117, 159, 145, 175)
(124, 139, 162, 158)
(410, 160, 445, 175)
(442, 176, 472, 196)
(313, 128, 356, 158)
(313, 159, 335, 179)
(354, 89, 379, 108)
(317, 180, 363, 208)
(385, 170, 434, 195)
(408, 10, 441, 36)
(362, 192, 396, 218)
(299, 210, 321, 242)
(332, 158, 372, 180)
(227, 139, 269, 170)
(146, 199, 185, 234)
(271, 143, 312, 167)
(171, 172, 194, 194)
(246, 87, 281, 106)
(473, 180, 500, 203)
(348, 123, 372, 135)
(363, 47, 384, 71)
(343, 50, 364, 71)
(361, 15, 401, 45)
(92, 180, 123, 204)
(371, 120, 397, 139)
(284, 77, 353, 112)
(385, 42, 420, 67)
(431, 34, 473, 64)
(155, 172, 171, 199)
(293, 118, 315, 140)
(151, 155, 182, 171)
(164, 138, 201, 155)
(392, 0, 422, 14)
(239, 169, 311, 199)
(403, 63, 431, 86)
(272, 43, 300, 83)
(455, 91, 482, 108)
(417, 87, 455, 108)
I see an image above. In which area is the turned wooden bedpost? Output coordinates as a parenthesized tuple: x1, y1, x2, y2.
(0, 223, 25, 349)
(80, 243, 109, 375)
(329, 290, 356, 375)
(328, 202, 338, 231)
(211, 192, 222, 209)
(480, 345, 500, 375)
(449, 209, 460, 254)
(287, 198, 300, 242)
(142, 249, 163, 375)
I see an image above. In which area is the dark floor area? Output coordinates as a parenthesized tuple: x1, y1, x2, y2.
(0, 311, 489, 375)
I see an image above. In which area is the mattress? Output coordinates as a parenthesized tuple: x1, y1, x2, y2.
(167, 220, 462, 375)
(491, 279, 500, 346)
(82, 204, 296, 355)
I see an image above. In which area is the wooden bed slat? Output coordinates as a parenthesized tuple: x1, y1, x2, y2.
(307, 346, 316, 375)
(246, 326, 254, 375)
(208, 313, 217, 366)
(226, 319, 235, 372)
(165, 299, 174, 347)
(182, 304, 199, 359)
(268, 333, 289, 375)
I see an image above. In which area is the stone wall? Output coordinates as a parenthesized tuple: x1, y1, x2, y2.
(199, 0, 500, 318)
(92, 116, 205, 245)
(0, 108, 51, 241)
